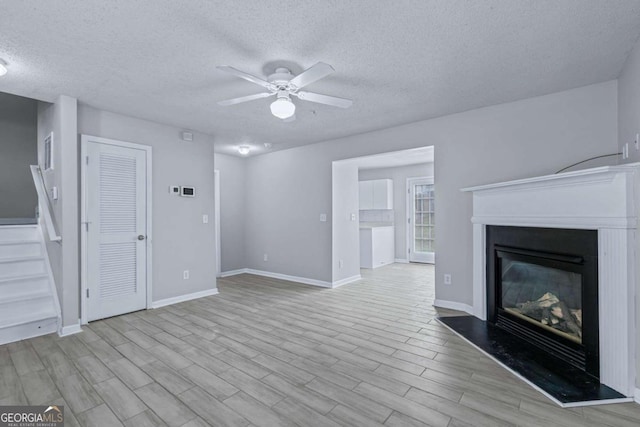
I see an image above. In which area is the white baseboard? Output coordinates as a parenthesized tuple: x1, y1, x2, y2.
(635, 388, 640, 404)
(151, 288, 219, 309)
(394, 258, 409, 264)
(433, 299, 474, 315)
(220, 268, 249, 278)
(243, 269, 331, 288)
(59, 321, 82, 337)
(332, 275, 361, 288)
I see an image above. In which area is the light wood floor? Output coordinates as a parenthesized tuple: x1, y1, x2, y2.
(1, 263, 639, 426)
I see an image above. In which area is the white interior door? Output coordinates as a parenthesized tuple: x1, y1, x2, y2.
(85, 139, 149, 321)
(408, 177, 435, 264)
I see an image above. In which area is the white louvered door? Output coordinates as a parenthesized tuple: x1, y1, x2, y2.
(86, 141, 147, 321)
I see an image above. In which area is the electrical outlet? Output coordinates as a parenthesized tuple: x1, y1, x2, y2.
(183, 270, 189, 280)
(339, 259, 344, 269)
(202, 214, 209, 224)
(635, 133, 639, 150)
(320, 214, 327, 222)
(623, 143, 630, 159)
(350, 213, 356, 221)
(444, 274, 452, 285)
(263, 253, 268, 262)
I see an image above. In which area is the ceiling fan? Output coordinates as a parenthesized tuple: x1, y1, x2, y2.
(216, 62, 353, 120)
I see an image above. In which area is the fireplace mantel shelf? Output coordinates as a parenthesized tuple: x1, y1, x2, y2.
(461, 163, 640, 193)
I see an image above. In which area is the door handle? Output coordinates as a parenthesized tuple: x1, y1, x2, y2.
(137, 235, 145, 241)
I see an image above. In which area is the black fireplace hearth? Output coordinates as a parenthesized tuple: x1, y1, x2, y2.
(486, 226, 599, 378)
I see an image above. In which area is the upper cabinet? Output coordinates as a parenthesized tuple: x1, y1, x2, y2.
(359, 179, 393, 210)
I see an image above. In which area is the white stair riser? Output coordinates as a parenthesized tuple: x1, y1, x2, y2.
(0, 259, 46, 278)
(0, 277, 50, 300)
(0, 296, 57, 323)
(0, 243, 41, 258)
(0, 226, 39, 241)
(0, 317, 58, 346)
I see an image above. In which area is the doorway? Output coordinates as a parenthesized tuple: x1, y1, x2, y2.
(81, 135, 152, 323)
(407, 177, 435, 264)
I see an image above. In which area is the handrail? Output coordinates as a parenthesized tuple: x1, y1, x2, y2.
(30, 165, 61, 242)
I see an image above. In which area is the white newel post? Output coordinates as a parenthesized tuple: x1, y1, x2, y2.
(463, 164, 640, 397)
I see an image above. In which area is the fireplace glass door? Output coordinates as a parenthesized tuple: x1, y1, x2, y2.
(501, 259, 582, 344)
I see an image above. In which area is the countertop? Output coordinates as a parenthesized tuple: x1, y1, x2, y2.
(359, 222, 394, 229)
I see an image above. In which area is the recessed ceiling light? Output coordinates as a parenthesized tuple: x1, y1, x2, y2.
(238, 145, 251, 155)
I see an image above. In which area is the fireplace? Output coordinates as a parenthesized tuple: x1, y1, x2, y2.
(486, 226, 599, 378)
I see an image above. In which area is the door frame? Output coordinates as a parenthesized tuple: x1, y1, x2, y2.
(406, 176, 435, 264)
(80, 135, 153, 324)
(214, 169, 221, 277)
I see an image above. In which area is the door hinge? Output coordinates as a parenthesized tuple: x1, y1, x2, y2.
(86, 289, 89, 298)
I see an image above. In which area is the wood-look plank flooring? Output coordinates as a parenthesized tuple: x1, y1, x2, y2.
(1, 263, 639, 426)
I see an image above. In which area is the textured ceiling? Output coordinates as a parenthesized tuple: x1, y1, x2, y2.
(2, 1, 640, 156)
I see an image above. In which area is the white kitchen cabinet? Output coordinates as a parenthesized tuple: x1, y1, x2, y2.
(360, 226, 395, 268)
(359, 179, 393, 210)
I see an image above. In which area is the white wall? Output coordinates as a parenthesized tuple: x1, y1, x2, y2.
(359, 163, 434, 261)
(0, 92, 37, 219)
(617, 36, 640, 390)
(215, 153, 246, 273)
(245, 81, 617, 304)
(332, 162, 360, 283)
(37, 96, 79, 328)
(78, 105, 217, 302)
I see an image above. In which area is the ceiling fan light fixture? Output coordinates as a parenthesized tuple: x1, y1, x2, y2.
(0, 59, 8, 77)
(270, 97, 296, 119)
(238, 145, 251, 155)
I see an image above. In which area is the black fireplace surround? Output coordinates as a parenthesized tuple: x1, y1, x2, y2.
(486, 226, 599, 378)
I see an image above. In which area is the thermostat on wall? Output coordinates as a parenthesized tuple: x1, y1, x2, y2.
(180, 186, 196, 197)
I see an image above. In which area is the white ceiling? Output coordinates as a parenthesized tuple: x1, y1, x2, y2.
(2, 1, 640, 156)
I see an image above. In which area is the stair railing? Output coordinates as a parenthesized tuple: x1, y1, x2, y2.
(30, 165, 61, 242)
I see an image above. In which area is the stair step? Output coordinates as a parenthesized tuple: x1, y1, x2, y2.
(0, 275, 49, 300)
(0, 315, 58, 346)
(0, 241, 42, 258)
(0, 290, 51, 305)
(0, 273, 49, 284)
(0, 257, 46, 279)
(0, 296, 57, 329)
(0, 225, 39, 241)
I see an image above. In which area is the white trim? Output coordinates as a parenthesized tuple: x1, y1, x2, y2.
(80, 135, 153, 324)
(433, 299, 474, 315)
(36, 224, 62, 323)
(332, 274, 361, 288)
(214, 169, 221, 278)
(635, 388, 640, 404)
(470, 215, 634, 229)
(151, 288, 219, 309)
(59, 321, 82, 337)
(220, 268, 249, 277)
(394, 258, 409, 264)
(436, 318, 633, 408)
(246, 269, 332, 288)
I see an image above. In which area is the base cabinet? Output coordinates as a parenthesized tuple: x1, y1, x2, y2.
(360, 226, 395, 268)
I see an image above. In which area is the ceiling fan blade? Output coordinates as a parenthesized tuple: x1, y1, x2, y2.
(295, 91, 353, 108)
(217, 65, 274, 90)
(289, 62, 335, 89)
(217, 92, 274, 106)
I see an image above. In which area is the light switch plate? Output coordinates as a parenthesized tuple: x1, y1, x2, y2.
(202, 214, 209, 224)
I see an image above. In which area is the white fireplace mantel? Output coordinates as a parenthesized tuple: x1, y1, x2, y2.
(462, 164, 640, 397)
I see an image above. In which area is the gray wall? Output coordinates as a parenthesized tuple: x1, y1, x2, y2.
(37, 96, 79, 328)
(245, 81, 617, 298)
(215, 153, 246, 273)
(359, 163, 434, 261)
(0, 92, 37, 219)
(332, 162, 360, 283)
(78, 105, 217, 302)
(617, 35, 640, 390)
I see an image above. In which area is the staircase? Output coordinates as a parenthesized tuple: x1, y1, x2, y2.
(0, 224, 60, 345)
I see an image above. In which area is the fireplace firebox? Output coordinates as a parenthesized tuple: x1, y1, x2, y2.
(486, 226, 599, 378)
